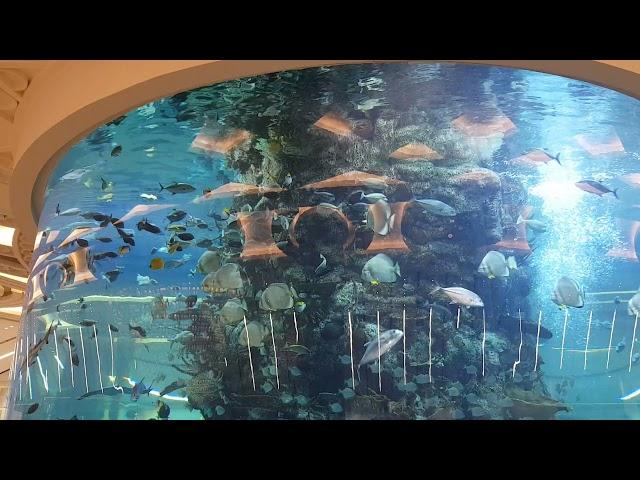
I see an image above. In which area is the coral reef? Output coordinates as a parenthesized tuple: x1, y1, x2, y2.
(173, 64, 554, 420)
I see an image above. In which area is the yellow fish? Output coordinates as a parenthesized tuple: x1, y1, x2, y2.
(118, 246, 130, 256)
(370, 279, 380, 286)
(149, 258, 164, 270)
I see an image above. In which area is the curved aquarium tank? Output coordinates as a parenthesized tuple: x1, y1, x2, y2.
(5, 62, 640, 420)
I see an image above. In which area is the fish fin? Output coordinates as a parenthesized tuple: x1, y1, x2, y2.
(159, 183, 164, 191)
(388, 214, 396, 230)
(429, 286, 441, 296)
(488, 274, 495, 280)
(613, 188, 619, 199)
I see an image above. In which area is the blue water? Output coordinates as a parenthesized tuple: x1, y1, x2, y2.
(7, 63, 640, 420)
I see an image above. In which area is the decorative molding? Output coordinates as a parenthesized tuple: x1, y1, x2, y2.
(0, 290, 23, 308)
(12, 230, 32, 271)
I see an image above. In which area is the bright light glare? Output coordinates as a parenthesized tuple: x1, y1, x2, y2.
(529, 180, 583, 210)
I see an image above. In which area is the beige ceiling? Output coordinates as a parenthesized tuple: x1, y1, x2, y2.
(0, 59, 638, 403)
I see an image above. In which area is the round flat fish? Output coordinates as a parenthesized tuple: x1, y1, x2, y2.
(215, 263, 243, 290)
(366, 200, 395, 236)
(239, 321, 268, 347)
(259, 283, 294, 311)
(628, 291, 640, 316)
(478, 251, 509, 279)
(219, 298, 248, 325)
(552, 276, 584, 308)
(361, 253, 401, 283)
(197, 251, 221, 274)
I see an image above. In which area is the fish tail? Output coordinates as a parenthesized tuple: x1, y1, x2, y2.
(159, 183, 164, 192)
(429, 286, 441, 296)
(516, 215, 524, 225)
(395, 262, 401, 278)
(613, 188, 619, 199)
(554, 152, 561, 165)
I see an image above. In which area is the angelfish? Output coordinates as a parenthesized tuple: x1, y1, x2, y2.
(366, 200, 395, 236)
(477, 251, 509, 279)
(628, 291, 640, 316)
(551, 276, 585, 309)
(357, 329, 404, 381)
(361, 253, 401, 283)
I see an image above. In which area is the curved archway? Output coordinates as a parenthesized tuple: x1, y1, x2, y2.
(8, 60, 640, 245)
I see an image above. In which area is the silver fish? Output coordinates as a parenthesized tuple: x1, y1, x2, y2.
(517, 215, 547, 232)
(357, 329, 403, 380)
(431, 286, 484, 307)
(57, 207, 82, 217)
(361, 192, 388, 203)
(551, 276, 585, 308)
(136, 274, 158, 286)
(59, 167, 92, 181)
(415, 199, 456, 216)
(355, 98, 387, 112)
